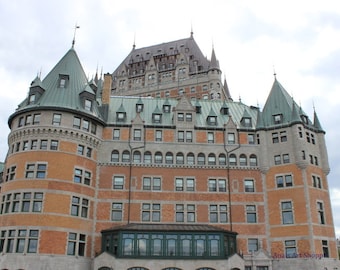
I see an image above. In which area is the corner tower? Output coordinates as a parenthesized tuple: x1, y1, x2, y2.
(1, 47, 104, 269)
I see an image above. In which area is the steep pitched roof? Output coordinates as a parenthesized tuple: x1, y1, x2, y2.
(261, 78, 308, 128)
(12, 48, 103, 121)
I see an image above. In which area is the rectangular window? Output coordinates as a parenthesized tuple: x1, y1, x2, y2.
(244, 179, 254, 192)
(186, 178, 195, 191)
(77, 145, 84, 155)
(248, 238, 258, 252)
(113, 176, 124, 189)
(22, 141, 29, 151)
(52, 113, 62, 126)
(187, 204, 195, 222)
(178, 131, 184, 142)
(281, 201, 294, 224)
(18, 117, 24, 127)
(84, 99, 92, 111)
(142, 203, 160, 222)
(50, 140, 59, 150)
(91, 122, 97, 134)
(208, 132, 214, 143)
(143, 177, 161, 191)
(25, 163, 47, 179)
(71, 196, 89, 218)
(176, 204, 184, 222)
(74, 168, 91, 185)
(276, 174, 293, 188)
(283, 154, 290, 163)
(186, 131, 193, 142)
(33, 114, 40, 125)
(40, 140, 48, 150)
(6, 166, 16, 181)
(186, 113, 192, 122)
(82, 119, 89, 132)
(113, 129, 120, 140)
(228, 133, 235, 144)
(133, 129, 141, 141)
(322, 240, 329, 258)
(246, 205, 257, 223)
(317, 201, 325, 224)
(312, 175, 322, 189)
(209, 179, 217, 192)
(25, 115, 32, 125)
(248, 134, 255, 144)
(31, 140, 38, 150)
(86, 147, 92, 158)
(280, 131, 287, 142)
(112, 203, 123, 221)
(274, 155, 281, 165)
(155, 130, 162, 142)
(67, 233, 86, 256)
(285, 240, 296, 258)
(175, 178, 184, 191)
(73, 117, 81, 129)
(210, 204, 228, 223)
(177, 113, 184, 121)
(0, 229, 39, 254)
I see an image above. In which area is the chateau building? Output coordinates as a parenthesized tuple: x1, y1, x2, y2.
(0, 34, 339, 270)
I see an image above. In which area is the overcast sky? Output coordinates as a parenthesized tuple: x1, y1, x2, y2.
(1, 0, 340, 236)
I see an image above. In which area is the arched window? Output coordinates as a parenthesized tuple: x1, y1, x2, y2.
(162, 268, 182, 270)
(176, 152, 184, 164)
(111, 150, 119, 162)
(98, 267, 111, 270)
(128, 267, 149, 270)
(165, 152, 173, 164)
(250, 154, 257, 166)
(197, 153, 205, 165)
(122, 150, 130, 163)
(187, 152, 195, 165)
(208, 153, 216, 165)
(239, 154, 247, 166)
(144, 151, 152, 164)
(218, 153, 226, 165)
(229, 154, 237, 166)
(155, 152, 163, 164)
(133, 151, 141, 163)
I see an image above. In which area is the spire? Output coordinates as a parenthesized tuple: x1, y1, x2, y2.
(72, 24, 80, 48)
(223, 75, 233, 101)
(313, 108, 324, 132)
(209, 46, 219, 70)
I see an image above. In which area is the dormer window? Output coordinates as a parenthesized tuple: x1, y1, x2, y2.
(241, 117, 252, 127)
(196, 105, 201, 114)
(273, 114, 283, 124)
(163, 104, 170, 113)
(301, 115, 308, 124)
(220, 106, 229, 115)
(207, 116, 217, 126)
(84, 99, 92, 111)
(58, 74, 69, 88)
(28, 94, 36, 105)
(152, 113, 162, 124)
(117, 112, 126, 122)
(136, 104, 143, 113)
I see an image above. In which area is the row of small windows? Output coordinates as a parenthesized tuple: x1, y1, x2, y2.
(0, 230, 86, 257)
(273, 128, 317, 145)
(10, 139, 92, 159)
(1, 191, 90, 220)
(17, 113, 97, 135)
(111, 150, 258, 167)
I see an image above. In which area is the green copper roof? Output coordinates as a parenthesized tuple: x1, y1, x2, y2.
(14, 48, 103, 120)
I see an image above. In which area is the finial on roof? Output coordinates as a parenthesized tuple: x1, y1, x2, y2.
(132, 32, 136, 50)
(190, 24, 194, 38)
(72, 24, 80, 48)
(273, 65, 277, 79)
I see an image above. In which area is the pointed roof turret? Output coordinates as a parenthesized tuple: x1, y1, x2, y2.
(223, 76, 232, 101)
(313, 110, 324, 132)
(262, 77, 299, 127)
(9, 47, 103, 125)
(209, 47, 220, 70)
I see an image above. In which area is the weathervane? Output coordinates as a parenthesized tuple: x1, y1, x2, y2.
(72, 24, 80, 48)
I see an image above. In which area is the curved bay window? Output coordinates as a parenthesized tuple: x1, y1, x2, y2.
(101, 224, 237, 259)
